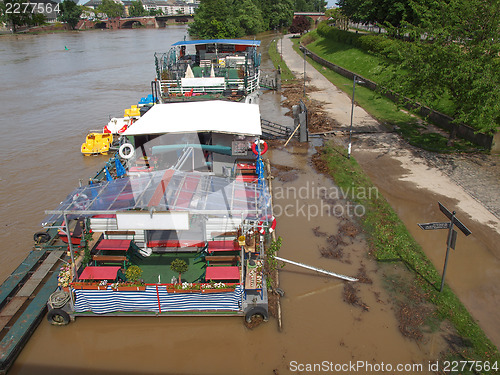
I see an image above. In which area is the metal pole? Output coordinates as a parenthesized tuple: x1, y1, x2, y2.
(64, 213, 78, 282)
(275, 256, 358, 282)
(303, 49, 306, 97)
(280, 33, 282, 61)
(440, 212, 455, 292)
(348, 75, 356, 159)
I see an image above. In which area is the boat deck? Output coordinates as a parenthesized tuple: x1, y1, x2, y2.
(131, 252, 208, 284)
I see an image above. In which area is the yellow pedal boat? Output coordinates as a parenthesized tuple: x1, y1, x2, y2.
(81, 133, 113, 156)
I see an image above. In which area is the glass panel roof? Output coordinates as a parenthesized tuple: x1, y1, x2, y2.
(42, 168, 269, 227)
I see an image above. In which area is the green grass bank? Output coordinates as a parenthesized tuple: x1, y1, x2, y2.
(292, 34, 481, 153)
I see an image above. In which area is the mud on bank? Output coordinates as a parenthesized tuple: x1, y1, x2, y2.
(275, 82, 500, 368)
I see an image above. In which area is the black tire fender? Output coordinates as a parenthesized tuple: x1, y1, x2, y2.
(34, 231, 51, 243)
(245, 306, 268, 323)
(47, 308, 70, 326)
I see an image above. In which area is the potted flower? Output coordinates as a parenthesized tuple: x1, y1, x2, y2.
(71, 281, 107, 290)
(57, 265, 72, 291)
(114, 265, 146, 291)
(169, 282, 202, 293)
(201, 281, 237, 293)
(170, 259, 188, 284)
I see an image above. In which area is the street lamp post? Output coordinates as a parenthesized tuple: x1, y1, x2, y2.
(303, 49, 306, 97)
(348, 75, 363, 159)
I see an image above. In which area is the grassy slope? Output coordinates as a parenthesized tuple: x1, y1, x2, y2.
(296, 34, 480, 152)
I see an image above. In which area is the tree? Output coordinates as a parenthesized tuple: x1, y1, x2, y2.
(148, 8, 162, 16)
(59, 0, 82, 30)
(128, 0, 146, 17)
(2, 0, 36, 32)
(234, 0, 264, 36)
(294, 0, 326, 12)
(337, 0, 423, 32)
(189, 0, 295, 37)
(325, 7, 348, 30)
(289, 15, 311, 34)
(258, 0, 294, 30)
(388, 0, 500, 135)
(97, 0, 124, 18)
(170, 259, 188, 284)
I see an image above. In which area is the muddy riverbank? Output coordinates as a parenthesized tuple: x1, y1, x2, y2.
(279, 33, 500, 350)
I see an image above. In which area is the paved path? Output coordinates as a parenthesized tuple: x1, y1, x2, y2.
(279, 34, 500, 348)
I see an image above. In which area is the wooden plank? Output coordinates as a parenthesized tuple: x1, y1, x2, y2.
(0, 270, 60, 373)
(0, 250, 46, 310)
(0, 297, 28, 332)
(0, 297, 28, 318)
(17, 251, 63, 298)
(0, 317, 11, 331)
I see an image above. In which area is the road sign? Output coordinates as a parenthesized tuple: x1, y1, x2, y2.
(418, 222, 450, 230)
(438, 202, 472, 236)
(419, 202, 473, 292)
(447, 229, 457, 250)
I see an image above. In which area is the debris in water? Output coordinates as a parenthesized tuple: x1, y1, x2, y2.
(343, 283, 369, 311)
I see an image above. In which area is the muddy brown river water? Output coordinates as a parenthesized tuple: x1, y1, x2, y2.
(0, 28, 480, 374)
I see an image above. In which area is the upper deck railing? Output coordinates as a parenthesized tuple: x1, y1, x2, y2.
(154, 44, 261, 101)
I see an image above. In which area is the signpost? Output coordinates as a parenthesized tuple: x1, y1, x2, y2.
(418, 202, 472, 292)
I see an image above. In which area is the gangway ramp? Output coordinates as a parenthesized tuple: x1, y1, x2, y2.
(261, 119, 291, 140)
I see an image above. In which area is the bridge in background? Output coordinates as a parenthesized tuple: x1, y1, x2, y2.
(77, 15, 193, 30)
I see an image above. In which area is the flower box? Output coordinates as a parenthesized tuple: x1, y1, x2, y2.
(167, 288, 201, 294)
(115, 285, 146, 291)
(201, 288, 234, 294)
(71, 283, 107, 290)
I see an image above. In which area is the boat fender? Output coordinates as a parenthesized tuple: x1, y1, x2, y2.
(33, 231, 51, 243)
(47, 308, 70, 326)
(251, 140, 268, 156)
(119, 143, 135, 159)
(245, 306, 268, 323)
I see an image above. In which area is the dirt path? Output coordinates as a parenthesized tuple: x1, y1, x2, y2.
(279, 34, 500, 349)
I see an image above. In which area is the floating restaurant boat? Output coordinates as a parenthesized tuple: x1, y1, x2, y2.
(154, 39, 261, 104)
(43, 100, 274, 324)
(0, 40, 274, 372)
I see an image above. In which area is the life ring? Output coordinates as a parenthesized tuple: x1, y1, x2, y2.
(72, 193, 88, 209)
(269, 216, 277, 233)
(251, 140, 268, 156)
(119, 143, 135, 159)
(257, 216, 276, 234)
(258, 220, 265, 235)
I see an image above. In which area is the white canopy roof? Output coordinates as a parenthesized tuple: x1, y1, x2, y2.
(123, 101, 262, 136)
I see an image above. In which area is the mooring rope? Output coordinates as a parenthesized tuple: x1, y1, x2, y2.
(48, 289, 70, 309)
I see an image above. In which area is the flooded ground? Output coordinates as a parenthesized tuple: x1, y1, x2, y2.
(0, 29, 458, 374)
(353, 136, 500, 348)
(278, 34, 500, 351)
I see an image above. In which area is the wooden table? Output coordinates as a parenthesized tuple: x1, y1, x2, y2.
(79, 266, 121, 281)
(205, 266, 240, 281)
(207, 240, 240, 253)
(96, 239, 131, 252)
